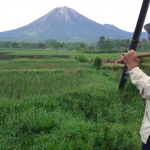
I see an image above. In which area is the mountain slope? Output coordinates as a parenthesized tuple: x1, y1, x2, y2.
(0, 6, 147, 42)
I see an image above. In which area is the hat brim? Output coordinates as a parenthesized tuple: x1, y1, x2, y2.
(144, 23, 150, 35)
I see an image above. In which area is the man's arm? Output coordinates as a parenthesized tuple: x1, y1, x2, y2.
(122, 50, 150, 99)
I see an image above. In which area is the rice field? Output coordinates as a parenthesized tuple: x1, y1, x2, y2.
(0, 48, 146, 149)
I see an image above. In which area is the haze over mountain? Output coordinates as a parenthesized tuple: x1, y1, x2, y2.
(0, 6, 147, 42)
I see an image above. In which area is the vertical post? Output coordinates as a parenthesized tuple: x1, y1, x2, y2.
(118, 0, 150, 89)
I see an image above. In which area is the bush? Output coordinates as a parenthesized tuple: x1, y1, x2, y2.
(93, 57, 102, 70)
(75, 54, 88, 62)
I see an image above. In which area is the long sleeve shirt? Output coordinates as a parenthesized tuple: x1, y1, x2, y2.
(129, 67, 150, 144)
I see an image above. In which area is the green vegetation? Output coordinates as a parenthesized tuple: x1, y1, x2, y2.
(93, 57, 102, 70)
(0, 48, 148, 149)
(75, 54, 88, 62)
(0, 36, 149, 53)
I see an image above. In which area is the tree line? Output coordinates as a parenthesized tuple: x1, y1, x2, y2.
(96, 36, 149, 53)
(0, 36, 149, 53)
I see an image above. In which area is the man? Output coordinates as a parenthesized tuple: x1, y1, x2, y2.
(121, 23, 150, 150)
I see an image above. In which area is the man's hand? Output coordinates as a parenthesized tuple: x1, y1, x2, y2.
(121, 50, 138, 70)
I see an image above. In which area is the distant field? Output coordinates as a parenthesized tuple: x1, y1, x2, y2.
(0, 48, 147, 149)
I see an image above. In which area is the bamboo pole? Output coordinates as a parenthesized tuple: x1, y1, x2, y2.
(117, 52, 150, 63)
(103, 53, 150, 64)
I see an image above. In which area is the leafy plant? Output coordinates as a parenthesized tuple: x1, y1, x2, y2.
(75, 54, 88, 62)
(93, 57, 102, 70)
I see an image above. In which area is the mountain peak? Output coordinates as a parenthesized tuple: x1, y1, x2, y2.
(51, 6, 79, 22)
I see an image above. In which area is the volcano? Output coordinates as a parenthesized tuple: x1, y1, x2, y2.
(0, 6, 147, 42)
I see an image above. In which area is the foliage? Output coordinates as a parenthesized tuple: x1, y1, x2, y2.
(96, 36, 150, 52)
(0, 36, 149, 53)
(75, 54, 88, 62)
(46, 40, 63, 49)
(93, 57, 102, 70)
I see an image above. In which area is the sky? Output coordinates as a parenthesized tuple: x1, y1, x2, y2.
(0, 0, 150, 33)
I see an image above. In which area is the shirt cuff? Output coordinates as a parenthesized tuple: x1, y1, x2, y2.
(129, 67, 140, 75)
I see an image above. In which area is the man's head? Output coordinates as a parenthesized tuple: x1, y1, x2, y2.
(144, 23, 150, 43)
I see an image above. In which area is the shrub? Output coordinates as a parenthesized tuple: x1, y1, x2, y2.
(93, 57, 102, 70)
(75, 54, 88, 62)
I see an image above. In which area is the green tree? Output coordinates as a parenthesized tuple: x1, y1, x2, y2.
(46, 40, 63, 49)
(97, 36, 106, 49)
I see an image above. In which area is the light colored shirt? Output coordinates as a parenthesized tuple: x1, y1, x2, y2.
(129, 67, 150, 144)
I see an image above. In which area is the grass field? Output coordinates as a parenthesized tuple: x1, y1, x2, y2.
(0, 48, 147, 149)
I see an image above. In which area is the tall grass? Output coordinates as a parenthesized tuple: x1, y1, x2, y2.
(0, 49, 147, 149)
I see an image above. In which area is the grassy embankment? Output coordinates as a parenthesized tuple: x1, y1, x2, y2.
(0, 49, 147, 149)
